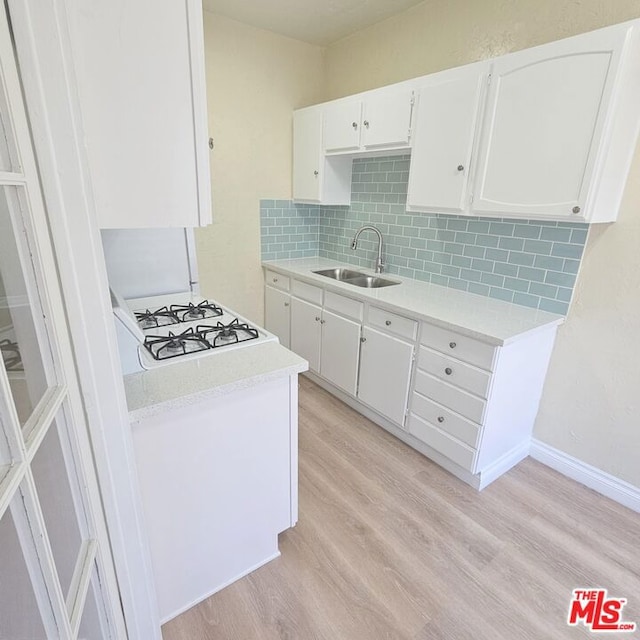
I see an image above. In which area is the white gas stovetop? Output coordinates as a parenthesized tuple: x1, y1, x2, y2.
(113, 292, 277, 372)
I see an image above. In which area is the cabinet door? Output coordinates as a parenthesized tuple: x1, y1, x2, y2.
(361, 90, 414, 150)
(290, 297, 321, 373)
(358, 326, 414, 426)
(407, 63, 488, 213)
(472, 28, 625, 219)
(293, 108, 323, 202)
(66, 0, 210, 228)
(264, 286, 290, 348)
(324, 100, 362, 153)
(320, 310, 361, 396)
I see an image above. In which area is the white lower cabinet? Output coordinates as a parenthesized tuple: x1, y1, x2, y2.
(290, 297, 322, 373)
(357, 326, 414, 426)
(320, 310, 361, 396)
(264, 285, 290, 348)
(408, 322, 557, 486)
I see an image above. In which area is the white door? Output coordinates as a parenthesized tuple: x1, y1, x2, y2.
(361, 90, 414, 150)
(264, 286, 291, 348)
(0, 4, 125, 638)
(323, 100, 362, 153)
(407, 63, 489, 213)
(358, 326, 414, 426)
(471, 27, 625, 219)
(320, 310, 361, 396)
(290, 297, 322, 373)
(293, 108, 322, 202)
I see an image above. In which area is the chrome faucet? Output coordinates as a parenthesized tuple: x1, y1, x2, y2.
(351, 225, 385, 273)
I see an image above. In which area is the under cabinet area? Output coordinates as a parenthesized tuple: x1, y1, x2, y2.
(292, 19, 640, 222)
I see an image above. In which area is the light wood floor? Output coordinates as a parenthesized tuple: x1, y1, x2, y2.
(162, 377, 640, 640)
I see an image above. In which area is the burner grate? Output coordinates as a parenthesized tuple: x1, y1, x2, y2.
(143, 328, 210, 361)
(170, 300, 223, 322)
(135, 306, 180, 329)
(197, 320, 260, 349)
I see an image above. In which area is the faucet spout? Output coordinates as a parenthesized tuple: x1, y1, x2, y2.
(351, 225, 385, 274)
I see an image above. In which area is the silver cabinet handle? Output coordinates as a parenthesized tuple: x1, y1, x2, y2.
(572, 206, 581, 214)
(360, 337, 366, 342)
(284, 302, 290, 307)
(313, 170, 319, 176)
(352, 122, 358, 129)
(315, 316, 320, 322)
(449, 342, 456, 349)
(320, 319, 325, 324)
(208, 138, 214, 150)
(457, 165, 464, 172)
(363, 120, 370, 128)
(437, 416, 445, 423)
(445, 367, 453, 375)
(273, 277, 278, 283)
(385, 320, 392, 326)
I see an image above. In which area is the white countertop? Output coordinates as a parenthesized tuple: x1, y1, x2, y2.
(124, 341, 308, 423)
(263, 257, 564, 345)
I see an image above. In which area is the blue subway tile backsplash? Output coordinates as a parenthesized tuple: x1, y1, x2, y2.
(261, 155, 588, 315)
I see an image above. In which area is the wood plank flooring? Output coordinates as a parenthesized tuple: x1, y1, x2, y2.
(162, 377, 640, 640)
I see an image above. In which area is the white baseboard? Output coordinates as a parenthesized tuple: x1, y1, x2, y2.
(477, 441, 530, 490)
(530, 439, 640, 514)
(160, 550, 281, 625)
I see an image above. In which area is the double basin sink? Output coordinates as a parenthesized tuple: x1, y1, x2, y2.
(313, 268, 400, 289)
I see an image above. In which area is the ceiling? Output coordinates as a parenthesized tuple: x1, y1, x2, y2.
(202, 0, 426, 46)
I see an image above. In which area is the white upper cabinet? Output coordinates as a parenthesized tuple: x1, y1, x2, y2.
(323, 90, 414, 155)
(65, 0, 211, 228)
(471, 22, 640, 222)
(293, 107, 352, 205)
(407, 62, 490, 213)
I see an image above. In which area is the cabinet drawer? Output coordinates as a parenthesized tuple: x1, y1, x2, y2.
(408, 414, 476, 471)
(420, 323, 496, 371)
(414, 370, 485, 424)
(324, 291, 363, 322)
(368, 306, 417, 341)
(291, 279, 323, 305)
(265, 270, 290, 292)
(410, 393, 480, 448)
(418, 347, 491, 398)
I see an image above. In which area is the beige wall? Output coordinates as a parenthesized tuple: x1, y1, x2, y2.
(324, 0, 640, 487)
(196, 13, 324, 322)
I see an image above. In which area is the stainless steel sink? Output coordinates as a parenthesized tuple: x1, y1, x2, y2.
(313, 268, 400, 288)
(342, 275, 400, 288)
(313, 268, 366, 281)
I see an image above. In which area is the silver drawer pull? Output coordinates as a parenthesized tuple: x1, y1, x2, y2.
(360, 337, 367, 343)
(449, 341, 456, 349)
(437, 416, 445, 423)
(320, 319, 325, 324)
(385, 320, 392, 326)
(445, 367, 453, 376)
(284, 302, 290, 307)
(315, 316, 320, 322)
(273, 277, 278, 283)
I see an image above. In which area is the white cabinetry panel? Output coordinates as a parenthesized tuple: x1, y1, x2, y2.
(66, 0, 211, 228)
(323, 100, 362, 153)
(320, 310, 361, 396)
(265, 286, 290, 349)
(358, 326, 414, 426)
(361, 90, 414, 150)
(293, 108, 323, 201)
(472, 24, 636, 220)
(407, 62, 488, 213)
(290, 297, 321, 373)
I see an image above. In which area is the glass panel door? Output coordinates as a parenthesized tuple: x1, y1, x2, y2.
(0, 2, 125, 638)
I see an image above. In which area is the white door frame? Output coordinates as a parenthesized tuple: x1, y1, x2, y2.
(7, 1, 161, 638)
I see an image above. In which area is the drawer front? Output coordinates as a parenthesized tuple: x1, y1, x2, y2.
(420, 323, 496, 371)
(291, 279, 323, 305)
(414, 370, 485, 424)
(418, 347, 491, 399)
(410, 393, 480, 448)
(408, 414, 476, 471)
(368, 306, 417, 341)
(324, 291, 363, 322)
(265, 270, 290, 292)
